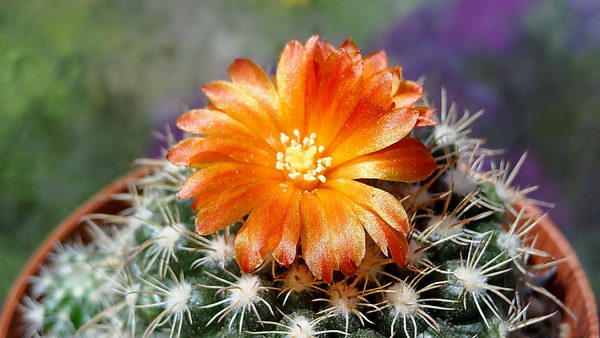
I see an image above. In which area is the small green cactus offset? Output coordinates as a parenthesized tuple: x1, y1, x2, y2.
(20, 36, 570, 338)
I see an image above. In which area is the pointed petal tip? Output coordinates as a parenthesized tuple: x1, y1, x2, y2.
(236, 251, 263, 273)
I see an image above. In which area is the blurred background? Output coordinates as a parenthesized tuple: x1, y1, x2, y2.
(2, 0, 599, 311)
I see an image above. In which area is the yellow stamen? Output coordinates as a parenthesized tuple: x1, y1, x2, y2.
(276, 130, 332, 185)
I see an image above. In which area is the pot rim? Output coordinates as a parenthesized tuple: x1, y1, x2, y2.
(514, 201, 599, 338)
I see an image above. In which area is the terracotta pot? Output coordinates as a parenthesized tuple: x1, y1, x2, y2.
(0, 169, 597, 337)
(515, 201, 599, 338)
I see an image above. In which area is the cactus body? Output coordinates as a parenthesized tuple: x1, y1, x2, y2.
(19, 102, 566, 338)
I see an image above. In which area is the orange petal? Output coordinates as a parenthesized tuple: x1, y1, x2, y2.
(325, 178, 409, 234)
(415, 107, 437, 127)
(363, 51, 388, 78)
(347, 70, 394, 122)
(193, 179, 280, 235)
(167, 138, 220, 167)
(390, 66, 402, 99)
(273, 187, 303, 267)
(328, 137, 437, 182)
(309, 49, 363, 147)
(315, 188, 365, 276)
(339, 38, 359, 55)
(329, 107, 420, 166)
(276, 38, 310, 136)
(166, 137, 273, 168)
(349, 201, 409, 266)
(299, 192, 337, 282)
(313, 37, 336, 64)
(235, 183, 293, 272)
(392, 80, 424, 108)
(227, 59, 284, 131)
(328, 69, 392, 144)
(178, 162, 281, 199)
(175, 109, 262, 144)
(393, 92, 424, 109)
(202, 81, 280, 149)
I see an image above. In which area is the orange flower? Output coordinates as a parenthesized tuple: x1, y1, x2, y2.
(167, 35, 437, 282)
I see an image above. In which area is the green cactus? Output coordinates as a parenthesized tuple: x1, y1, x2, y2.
(18, 35, 571, 337)
(18, 95, 569, 338)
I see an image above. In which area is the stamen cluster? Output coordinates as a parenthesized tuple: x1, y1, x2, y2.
(276, 129, 332, 184)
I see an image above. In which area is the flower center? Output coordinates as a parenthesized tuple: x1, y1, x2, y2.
(276, 130, 332, 183)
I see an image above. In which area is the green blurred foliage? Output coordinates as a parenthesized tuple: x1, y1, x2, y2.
(0, 0, 149, 300)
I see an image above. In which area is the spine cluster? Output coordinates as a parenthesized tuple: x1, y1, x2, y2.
(20, 98, 567, 338)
